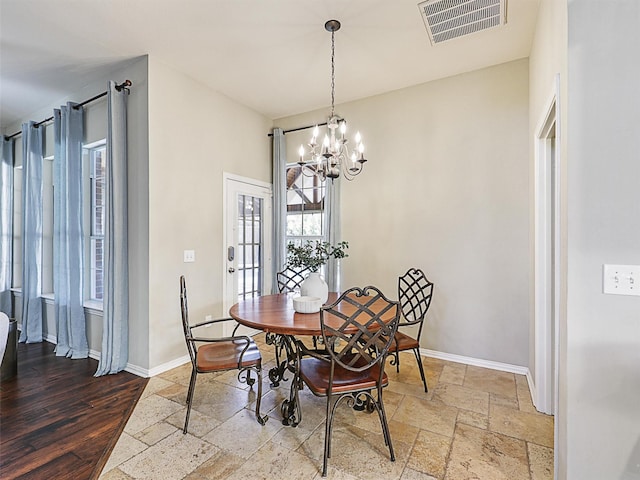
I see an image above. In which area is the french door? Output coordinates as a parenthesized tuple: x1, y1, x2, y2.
(223, 174, 272, 336)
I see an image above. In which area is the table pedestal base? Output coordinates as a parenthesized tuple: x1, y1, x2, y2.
(265, 333, 303, 426)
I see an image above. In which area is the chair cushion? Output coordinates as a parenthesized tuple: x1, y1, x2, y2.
(196, 339, 261, 372)
(390, 331, 420, 351)
(299, 356, 388, 396)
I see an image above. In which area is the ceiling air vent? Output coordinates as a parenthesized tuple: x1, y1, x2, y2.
(418, 0, 507, 45)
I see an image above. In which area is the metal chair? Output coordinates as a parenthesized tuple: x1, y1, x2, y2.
(179, 275, 267, 433)
(273, 265, 321, 383)
(297, 286, 400, 477)
(391, 268, 434, 392)
(276, 265, 312, 294)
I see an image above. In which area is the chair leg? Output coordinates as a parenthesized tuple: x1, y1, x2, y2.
(183, 368, 198, 434)
(413, 347, 428, 393)
(322, 394, 333, 477)
(254, 366, 268, 425)
(394, 346, 400, 373)
(375, 389, 395, 462)
(245, 369, 256, 386)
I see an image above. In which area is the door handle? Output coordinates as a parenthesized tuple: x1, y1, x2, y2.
(228, 267, 235, 273)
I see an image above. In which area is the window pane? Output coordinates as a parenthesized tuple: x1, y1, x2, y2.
(287, 214, 302, 236)
(244, 217, 253, 245)
(245, 245, 253, 268)
(238, 244, 245, 270)
(89, 144, 106, 303)
(303, 212, 323, 236)
(91, 237, 104, 301)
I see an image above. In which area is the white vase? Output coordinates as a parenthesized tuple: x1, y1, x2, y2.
(300, 272, 329, 304)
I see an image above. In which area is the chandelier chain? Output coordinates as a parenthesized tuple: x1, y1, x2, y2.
(330, 29, 335, 118)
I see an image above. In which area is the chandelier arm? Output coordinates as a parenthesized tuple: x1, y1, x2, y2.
(343, 157, 364, 181)
(299, 164, 318, 178)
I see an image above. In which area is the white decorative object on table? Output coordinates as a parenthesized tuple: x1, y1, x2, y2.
(285, 240, 348, 305)
(300, 273, 329, 304)
(293, 296, 323, 314)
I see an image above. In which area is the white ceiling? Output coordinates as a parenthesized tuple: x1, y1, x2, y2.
(0, 0, 541, 130)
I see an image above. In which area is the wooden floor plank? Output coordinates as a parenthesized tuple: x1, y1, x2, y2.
(0, 341, 148, 480)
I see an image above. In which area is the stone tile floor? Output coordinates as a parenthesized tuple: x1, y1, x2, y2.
(99, 334, 554, 480)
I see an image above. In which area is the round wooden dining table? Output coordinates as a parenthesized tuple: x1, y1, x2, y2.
(229, 291, 397, 336)
(229, 291, 398, 426)
(229, 292, 338, 337)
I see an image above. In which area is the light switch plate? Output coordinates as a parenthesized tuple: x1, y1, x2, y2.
(603, 264, 640, 296)
(183, 250, 195, 263)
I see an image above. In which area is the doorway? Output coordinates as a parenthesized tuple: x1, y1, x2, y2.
(534, 82, 560, 417)
(223, 173, 272, 336)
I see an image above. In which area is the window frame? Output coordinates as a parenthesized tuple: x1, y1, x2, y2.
(284, 164, 327, 249)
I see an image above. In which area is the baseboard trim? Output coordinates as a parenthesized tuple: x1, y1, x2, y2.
(41, 335, 533, 385)
(526, 368, 537, 407)
(42, 336, 154, 378)
(146, 355, 191, 378)
(89, 349, 189, 378)
(420, 347, 530, 377)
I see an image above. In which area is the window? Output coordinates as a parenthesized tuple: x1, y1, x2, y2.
(285, 165, 326, 248)
(87, 143, 106, 301)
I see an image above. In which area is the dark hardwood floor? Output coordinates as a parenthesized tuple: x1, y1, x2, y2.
(0, 341, 148, 480)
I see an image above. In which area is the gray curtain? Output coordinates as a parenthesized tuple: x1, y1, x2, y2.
(96, 81, 129, 376)
(19, 122, 43, 343)
(0, 137, 14, 316)
(324, 177, 342, 292)
(53, 104, 88, 358)
(271, 128, 287, 293)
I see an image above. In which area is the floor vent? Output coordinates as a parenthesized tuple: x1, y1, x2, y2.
(418, 0, 507, 45)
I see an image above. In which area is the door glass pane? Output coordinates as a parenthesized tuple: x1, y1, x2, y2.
(237, 194, 263, 301)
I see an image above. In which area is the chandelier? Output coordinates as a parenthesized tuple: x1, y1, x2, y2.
(298, 20, 367, 182)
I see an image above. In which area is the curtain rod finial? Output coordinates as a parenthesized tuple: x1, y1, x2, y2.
(115, 79, 132, 92)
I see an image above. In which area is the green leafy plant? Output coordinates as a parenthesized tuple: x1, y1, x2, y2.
(286, 241, 349, 273)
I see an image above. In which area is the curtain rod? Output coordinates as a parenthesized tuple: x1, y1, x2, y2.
(3, 80, 132, 141)
(268, 121, 328, 137)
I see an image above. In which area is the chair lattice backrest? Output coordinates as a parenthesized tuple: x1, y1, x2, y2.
(276, 266, 312, 293)
(320, 286, 400, 372)
(398, 268, 433, 326)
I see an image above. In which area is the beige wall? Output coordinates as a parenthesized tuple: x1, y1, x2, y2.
(146, 57, 272, 370)
(276, 59, 531, 367)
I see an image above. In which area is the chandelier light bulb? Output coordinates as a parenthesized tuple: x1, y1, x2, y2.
(298, 145, 305, 163)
